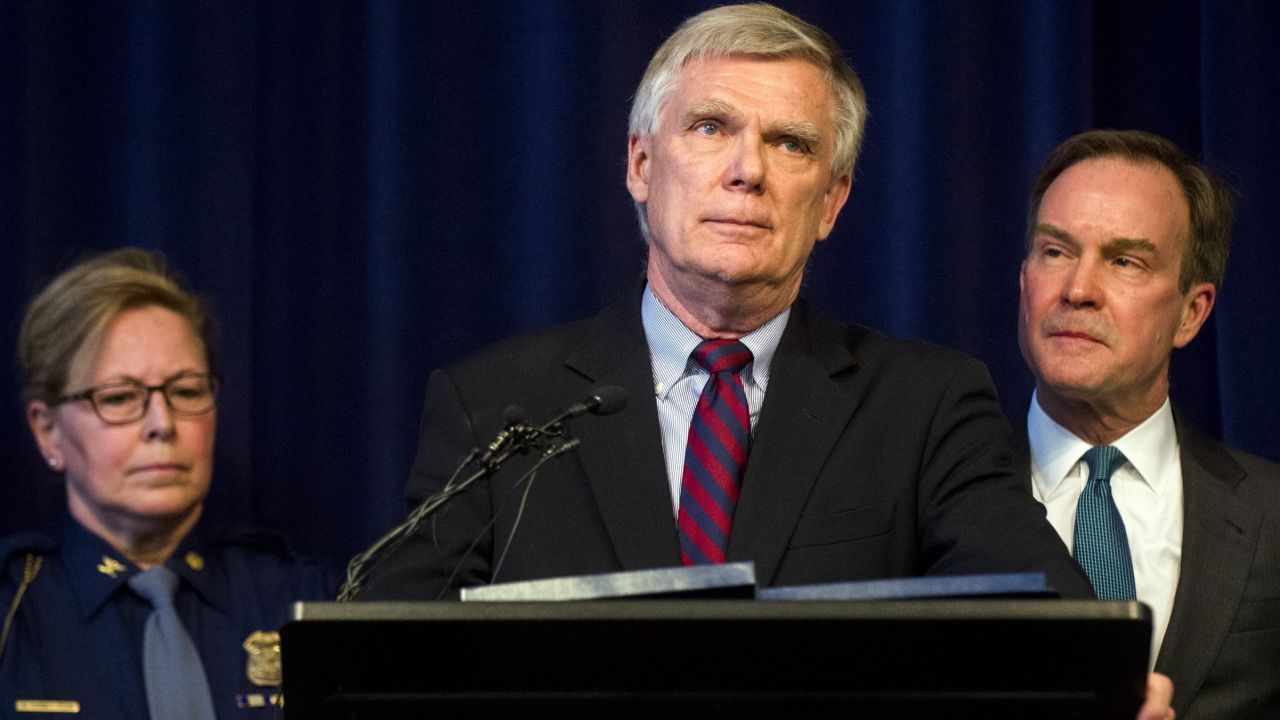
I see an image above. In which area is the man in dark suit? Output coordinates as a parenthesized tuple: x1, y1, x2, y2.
(363, 9, 1180, 716)
(1018, 129, 1280, 719)
(361, 2, 1088, 602)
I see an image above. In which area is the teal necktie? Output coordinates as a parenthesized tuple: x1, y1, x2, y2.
(128, 566, 217, 720)
(1073, 446, 1137, 600)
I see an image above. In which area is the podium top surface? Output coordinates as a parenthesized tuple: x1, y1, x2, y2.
(291, 597, 1149, 623)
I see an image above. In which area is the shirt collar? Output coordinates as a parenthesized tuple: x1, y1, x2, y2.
(640, 284, 788, 398)
(61, 521, 133, 620)
(168, 532, 228, 613)
(1112, 398, 1178, 495)
(61, 521, 228, 620)
(1028, 392, 1177, 498)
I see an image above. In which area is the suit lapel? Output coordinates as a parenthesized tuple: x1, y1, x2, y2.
(727, 301, 862, 585)
(1010, 416, 1034, 492)
(563, 298, 682, 570)
(1155, 416, 1259, 713)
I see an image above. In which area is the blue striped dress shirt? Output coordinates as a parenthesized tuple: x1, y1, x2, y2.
(640, 285, 789, 515)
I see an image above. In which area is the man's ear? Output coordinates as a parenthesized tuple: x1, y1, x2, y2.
(626, 134, 651, 204)
(816, 173, 852, 242)
(1173, 282, 1216, 348)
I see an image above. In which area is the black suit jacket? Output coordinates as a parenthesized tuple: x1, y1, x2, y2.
(1017, 411, 1280, 719)
(362, 294, 1090, 599)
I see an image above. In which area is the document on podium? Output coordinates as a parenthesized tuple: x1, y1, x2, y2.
(460, 561, 757, 601)
(760, 572, 1054, 600)
(460, 565, 1052, 602)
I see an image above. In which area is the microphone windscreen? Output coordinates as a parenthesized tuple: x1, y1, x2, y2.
(589, 386, 628, 416)
(502, 404, 527, 426)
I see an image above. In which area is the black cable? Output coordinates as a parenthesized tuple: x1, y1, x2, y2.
(438, 438, 579, 598)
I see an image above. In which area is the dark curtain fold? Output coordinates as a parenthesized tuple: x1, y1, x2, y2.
(3, 1, 1276, 569)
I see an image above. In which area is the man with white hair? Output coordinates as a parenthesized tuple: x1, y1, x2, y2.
(365, 8, 1173, 715)
(366, 0, 1087, 605)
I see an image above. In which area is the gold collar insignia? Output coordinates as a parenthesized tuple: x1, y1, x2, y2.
(96, 556, 126, 579)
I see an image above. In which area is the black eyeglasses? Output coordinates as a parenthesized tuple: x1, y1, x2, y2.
(56, 373, 219, 425)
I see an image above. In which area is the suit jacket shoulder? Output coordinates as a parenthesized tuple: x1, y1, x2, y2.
(1158, 416, 1280, 719)
(363, 295, 667, 599)
(0, 533, 56, 584)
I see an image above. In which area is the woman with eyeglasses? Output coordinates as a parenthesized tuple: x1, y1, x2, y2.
(1, 248, 332, 719)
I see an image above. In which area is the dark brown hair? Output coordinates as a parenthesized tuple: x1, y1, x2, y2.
(1027, 129, 1233, 291)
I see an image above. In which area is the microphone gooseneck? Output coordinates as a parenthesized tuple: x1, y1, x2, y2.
(337, 386, 628, 600)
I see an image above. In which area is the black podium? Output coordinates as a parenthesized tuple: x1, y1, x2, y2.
(281, 599, 1150, 719)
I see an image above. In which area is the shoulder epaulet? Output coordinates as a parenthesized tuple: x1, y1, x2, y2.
(0, 533, 56, 586)
(207, 526, 294, 557)
(0, 533, 56, 567)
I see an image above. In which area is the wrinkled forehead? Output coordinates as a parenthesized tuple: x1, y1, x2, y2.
(663, 54, 838, 126)
(1041, 157, 1191, 243)
(675, 51, 834, 94)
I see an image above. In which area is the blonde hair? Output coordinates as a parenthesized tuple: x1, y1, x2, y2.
(18, 248, 212, 404)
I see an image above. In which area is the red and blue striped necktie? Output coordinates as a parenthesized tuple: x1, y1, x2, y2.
(677, 339, 753, 565)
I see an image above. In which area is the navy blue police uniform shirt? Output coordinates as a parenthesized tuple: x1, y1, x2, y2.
(0, 521, 335, 718)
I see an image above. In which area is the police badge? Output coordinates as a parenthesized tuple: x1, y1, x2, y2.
(243, 630, 282, 687)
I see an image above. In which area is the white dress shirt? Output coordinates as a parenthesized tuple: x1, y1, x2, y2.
(640, 285, 788, 515)
(1027, 392, 1183, 666)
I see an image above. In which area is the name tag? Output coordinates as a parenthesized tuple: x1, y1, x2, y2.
(236, 693, 282, 709)
(15, 700, 80, 713)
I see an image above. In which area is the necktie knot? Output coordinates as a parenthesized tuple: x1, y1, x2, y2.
(693, 339, 752, 375)
(129, 565, 180, 608)
(1082, 445, 1127, 484)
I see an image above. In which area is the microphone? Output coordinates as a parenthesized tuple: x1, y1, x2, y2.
(545, 385, 628, 427)
(478, 404, 528, 467)
(337, 385, 626, 600)
(583, 385, 628, 416)
(503, 403, 529, 425)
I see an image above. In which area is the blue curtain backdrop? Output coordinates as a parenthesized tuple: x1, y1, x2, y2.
(2, 1, 1277, 570)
